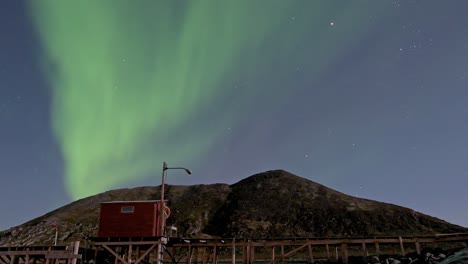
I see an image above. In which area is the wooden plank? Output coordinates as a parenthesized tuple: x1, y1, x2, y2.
(92, 241, 163, 246)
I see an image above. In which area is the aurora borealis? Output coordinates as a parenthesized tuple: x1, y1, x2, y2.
(2, 1, 468, 230)
(27, 1, 373, 199)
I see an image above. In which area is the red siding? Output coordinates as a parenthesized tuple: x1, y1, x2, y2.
(98, 201, 166, 237)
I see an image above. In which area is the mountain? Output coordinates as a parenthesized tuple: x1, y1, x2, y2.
(1, 170, 466, 246)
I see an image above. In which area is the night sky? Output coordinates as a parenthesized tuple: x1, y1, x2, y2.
(1, 1, 468, 231)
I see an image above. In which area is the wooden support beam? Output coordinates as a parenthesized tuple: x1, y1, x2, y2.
(213, 244, 218, 264)
(249, 245, 255, 264)
(188, 245, 192, 264)
(415, 241, 421, 255)
(283, 243, 308, 258)
(325, 244, 330, 260)
(103, 244, 129, 264)
(242, 243, 247, 264)
(341, 243, 348, 264)
(128, 244, 132, 263)
(134, 243, 158, 264)
(362, 242, 367, 257)
(246, 243, 250, 264)
(271, 246, 275, 264)
(399, 237, 406, 256)
(280, 244, 285, 264)
(25, 248, 30, 264)
(375, 242, 380, 256)
(231, 239, 236, 264)
(202, 247, 206, 264)
(307, 241, 314, 263)
(0, 255, 10, 264)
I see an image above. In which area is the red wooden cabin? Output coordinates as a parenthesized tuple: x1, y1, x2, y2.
(98, 200, 167, 237)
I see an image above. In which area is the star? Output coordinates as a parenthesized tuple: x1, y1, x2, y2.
(330, 22, 334, 26)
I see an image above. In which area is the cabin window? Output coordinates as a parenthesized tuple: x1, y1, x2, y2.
(121, 206, 135, 213)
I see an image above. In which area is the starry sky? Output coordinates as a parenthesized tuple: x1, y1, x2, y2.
(1, 1, 468, 231)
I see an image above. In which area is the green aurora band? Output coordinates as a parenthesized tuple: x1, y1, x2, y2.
(29, 1, 375, 199)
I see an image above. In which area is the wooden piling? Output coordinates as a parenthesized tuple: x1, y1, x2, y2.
(325, 244, 330, 260)
(231, 239, 236, 264)
(415, 241, 421, 255)
(399, 237, 406, 256)
(307, 242, 314, 263)
(341, 243, 349, 264)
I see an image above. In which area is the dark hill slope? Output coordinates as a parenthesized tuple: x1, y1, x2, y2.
(1, 170, 465, 246)
(206, 170, 464, 237)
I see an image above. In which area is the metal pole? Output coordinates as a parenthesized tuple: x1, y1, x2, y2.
(157, 161, 191, 264)
(157, 162, 167, 264)
(160, 161, 167, 237)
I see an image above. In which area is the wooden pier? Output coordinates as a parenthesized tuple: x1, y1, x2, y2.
(88, 233, 468, 264)
(0, 241, 81, 264)
(1, 233, 467, 263)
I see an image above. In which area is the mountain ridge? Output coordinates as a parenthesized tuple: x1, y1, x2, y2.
(1, 170, 466, 246)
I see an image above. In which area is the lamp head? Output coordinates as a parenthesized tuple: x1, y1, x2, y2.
(184, 169, 192, 175)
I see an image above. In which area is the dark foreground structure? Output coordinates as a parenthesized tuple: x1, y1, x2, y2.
(1, 233, 467, 264)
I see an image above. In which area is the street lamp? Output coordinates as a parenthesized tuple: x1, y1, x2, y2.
(158, 161, 191, 264)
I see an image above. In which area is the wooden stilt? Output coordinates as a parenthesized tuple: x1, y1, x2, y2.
(399, 237, 406, 256)
(242, 243, 247, 264)
(136, 246, 140, 262)
(341, 243, 348, 264)
(272, 246, 275, 263)
(246, 243, 250, 264)
(188, 245, 192, 264)
(415, 241, 421, 255)
(307, 241, 314, 263)
(71, 241, 80, 264)
(25, 248, 30, 264)
(231, 239, 236, 264)
(250, 245, 255, 264)
(213, 244, 218, 264)
(375, 242, 380, 256)
(325, 244, 330, 260)
(280, 244, 285, 264)
(362, 242, 367, 257)
(128, 244, 132, 264)
(202, 247, 206, 264)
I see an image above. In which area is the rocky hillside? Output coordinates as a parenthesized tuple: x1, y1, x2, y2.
(1, 170, 466, 246)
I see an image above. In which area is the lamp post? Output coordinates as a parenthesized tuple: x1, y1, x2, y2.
(157, 161, 191, 264)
